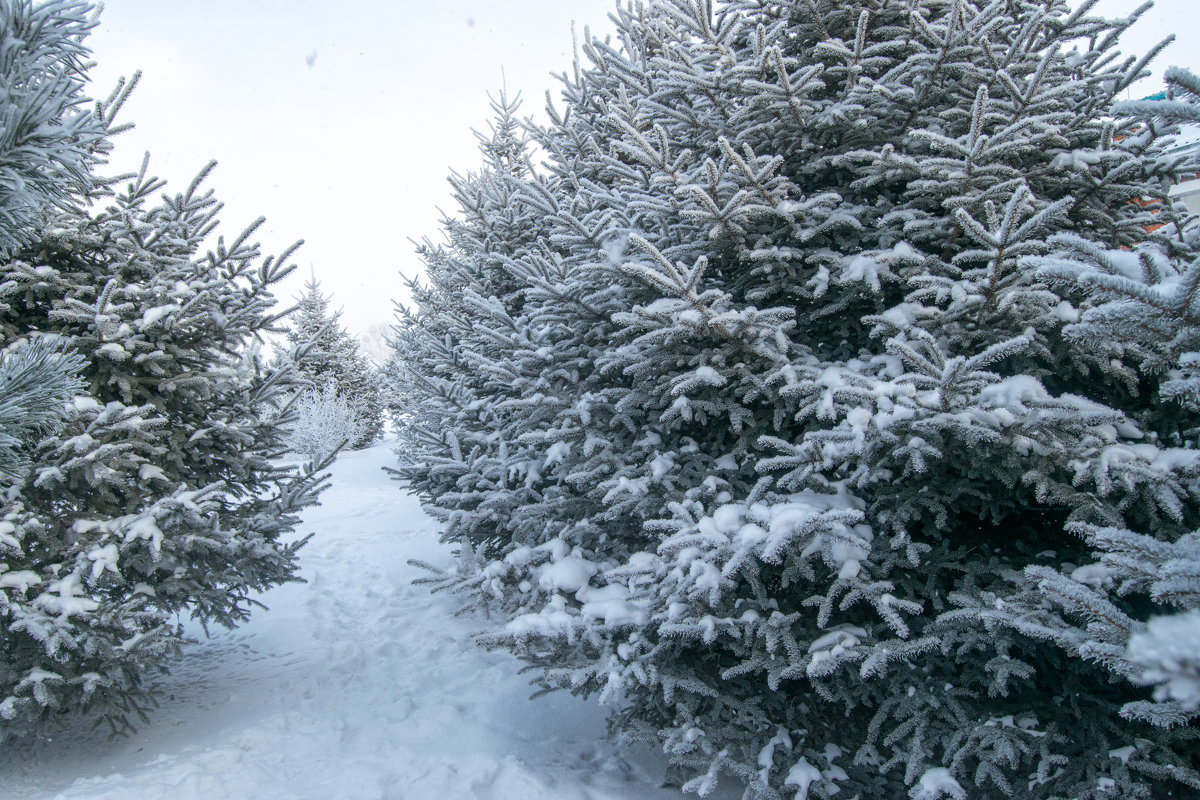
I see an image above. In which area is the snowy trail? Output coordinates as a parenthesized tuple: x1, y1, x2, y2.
(5, 442, 695, 800)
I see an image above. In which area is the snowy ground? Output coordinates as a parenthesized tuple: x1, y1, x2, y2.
(5, 441, 716, 800)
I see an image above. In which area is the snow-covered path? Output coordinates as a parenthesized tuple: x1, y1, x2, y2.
(5, 442, 692, 800)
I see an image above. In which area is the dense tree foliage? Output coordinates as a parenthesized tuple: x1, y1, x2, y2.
(0, 0, 326, 738)
(392, 1, 1200, 797)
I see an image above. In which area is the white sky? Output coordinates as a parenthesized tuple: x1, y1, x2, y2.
(83, 0, 1200, 341)
(85, 0, 622, 341)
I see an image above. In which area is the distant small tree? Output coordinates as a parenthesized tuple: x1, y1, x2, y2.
(286, 277, 383, 449)
(287, 380, 369, 463)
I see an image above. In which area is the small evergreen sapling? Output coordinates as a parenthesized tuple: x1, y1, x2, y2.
(288, 380, 371, 463)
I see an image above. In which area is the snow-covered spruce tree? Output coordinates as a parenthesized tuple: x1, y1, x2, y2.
(394, 1, 1200, 797)
(0, 0, 328, 739)
(389, 87, 563, 531)
(285, 276, 383, 449)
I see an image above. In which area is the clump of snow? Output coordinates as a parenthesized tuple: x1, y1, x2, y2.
(909, 767, 967, 800)
(543, 440, 571, 467)
(1070, 563, 1111, 590)
(649, 452, 675, 478)
(579, 583, 648, 626)
(0, 569, 41, 592)
(123, 516, 164, 559)
(691, 365, 726, 387)
(1048, 149, 1102, 171)
(1108, 745, 1136, 764)
(839, 253, 892, 292)
(711, 504, 743, 534)
(138, 305, 176, 330)
(95, 342, 128, 361)
(1128, 610, 1200, 709)
(71, 396, 101, 413)
(784, 757, 822, 800)
(978, 374, 1049, 410)
(604, 475, 650, 501)
(538, 557, 599, 594)
(35, 572, 99, 619)
(85, 543, 119, 581)
(1052, 300, 1080, 323)
(757, 728, 793, 785)
(807, 624, 867, 674)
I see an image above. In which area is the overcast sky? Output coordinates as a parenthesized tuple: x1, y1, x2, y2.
(85, 0, 622, 342)
(83, 1, 1200, 342)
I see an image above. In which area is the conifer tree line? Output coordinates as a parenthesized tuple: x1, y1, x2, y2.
(390, 1, 1200, 797)
(0, 0, 329, 738)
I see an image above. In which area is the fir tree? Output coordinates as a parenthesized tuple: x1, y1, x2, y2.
(0, 0, 327, 738)
(394, 1, 1200, 798)
(286, 276, 383, 449)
